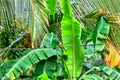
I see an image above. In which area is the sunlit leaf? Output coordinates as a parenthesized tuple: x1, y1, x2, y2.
(37, 72, 50, 80)
(60, 0, 84, 78)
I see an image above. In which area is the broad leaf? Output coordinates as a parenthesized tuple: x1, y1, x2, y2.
(0, 48, 59, 79)
(91, 17, 110, 52)
(60, 0, 84, 78)
(34, 57, 57, 79)
(91, 17, 110, 45)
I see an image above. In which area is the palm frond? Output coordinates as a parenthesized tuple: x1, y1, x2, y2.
(0, 0, 49, 48)
(14, 0, 49, 48)
(0, 0, 22, 48)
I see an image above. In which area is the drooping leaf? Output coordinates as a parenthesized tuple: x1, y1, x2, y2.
(0, 48, 59, 79)
(60, 0, 84, 78)
(13, 0, 49, 48)
(34, 57, 57, 79)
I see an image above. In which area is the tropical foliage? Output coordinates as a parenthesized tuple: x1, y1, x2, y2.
(0, 0, 120, 80)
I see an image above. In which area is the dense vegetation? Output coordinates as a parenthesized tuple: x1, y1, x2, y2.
(0, 0, 120, 80)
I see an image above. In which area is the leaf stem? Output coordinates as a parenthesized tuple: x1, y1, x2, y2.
(62, 58, 72, 80)
(78, 67, 96, 80)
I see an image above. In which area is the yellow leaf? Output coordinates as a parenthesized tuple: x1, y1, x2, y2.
(10, 71, 15, 80)
(105, 38, 120, 68)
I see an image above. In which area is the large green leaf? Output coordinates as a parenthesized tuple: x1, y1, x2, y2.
(34, 57, 57, 79)
(91, 17, 110, 45)
(91, 17, 110, 52)
(60, 0, 84, 78)
(39, 33, 65, 79)
(0, 48, 59, 79)
(33, 33, 59, 79)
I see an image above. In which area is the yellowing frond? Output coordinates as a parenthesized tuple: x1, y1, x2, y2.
(105, 38, 120, 68)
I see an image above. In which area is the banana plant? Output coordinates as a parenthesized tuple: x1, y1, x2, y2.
(0, 32, 61, 80)
(1, 0, 120, 79)
(60, 0, 84, 79)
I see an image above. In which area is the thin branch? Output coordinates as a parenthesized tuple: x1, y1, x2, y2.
(0, 31, 29, 59)
(78, 67, 96, 80)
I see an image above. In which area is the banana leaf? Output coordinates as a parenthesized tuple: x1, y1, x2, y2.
(0, 48, 59, 80)
(60, 0, 84, 78)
